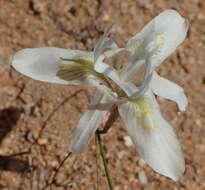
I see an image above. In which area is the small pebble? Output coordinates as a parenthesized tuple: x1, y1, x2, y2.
(138, 170, 148, 184)
(138, 158, 146, 167)
(123, 136, 133, 147)
(102, 13, 110, 21)
(37, 138, 48, 145)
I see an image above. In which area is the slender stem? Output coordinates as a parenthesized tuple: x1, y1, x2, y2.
(96, 130, 115, 190)
(98, 106, 119, 134)
(95, 135, 101, 190)
(49, 152, 72, 190)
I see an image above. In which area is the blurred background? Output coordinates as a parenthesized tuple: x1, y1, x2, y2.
(0, 0, 205, 189)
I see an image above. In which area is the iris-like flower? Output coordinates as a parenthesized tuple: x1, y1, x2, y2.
(11, 9, 188, 181)
(94, 10, 189, 181)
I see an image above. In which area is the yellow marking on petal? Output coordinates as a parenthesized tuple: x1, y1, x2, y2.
(58, 57, 101, 77)
(57, 57, 113, 89)
(156, 32, 165, 47)
(129, 96, 155, 131)
(57, 57, 93, 81)
(58, 57, 93, 71)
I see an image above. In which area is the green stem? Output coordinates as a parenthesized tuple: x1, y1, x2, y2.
(96, 130, 115, 190)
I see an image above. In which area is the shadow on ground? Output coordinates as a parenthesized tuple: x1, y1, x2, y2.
(0, 107, 29, 173)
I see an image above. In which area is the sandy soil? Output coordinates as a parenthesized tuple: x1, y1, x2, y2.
(0, 0, 205, 189)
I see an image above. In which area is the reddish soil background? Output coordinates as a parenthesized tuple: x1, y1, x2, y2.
(0, 0, 205, 189)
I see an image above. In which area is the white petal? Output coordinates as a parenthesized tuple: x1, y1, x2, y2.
(103, 48, 125, 60)
(12, 47, 94, 86)
(127, 9, 189, 68)
(94, 24, 118, 63)
(150, 72, 188, 111)
(69, 91, 115, 153)
(118, 91, 185, 180)
(95, 62, 139, 96)
(94, 61, 121, 82)
(94, 38, 117, 63)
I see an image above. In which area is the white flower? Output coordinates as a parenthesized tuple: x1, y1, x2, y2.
(95, 9, 189, 111)
(11, 26, 118, 153)
(94, 9, 188, 181)
(124, 9, 189, 112)
(11, 9, 189, 181)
